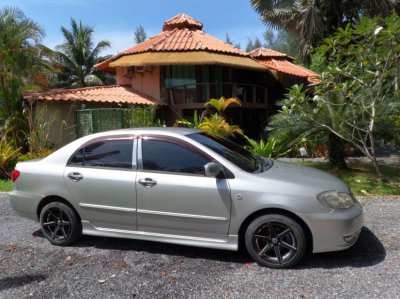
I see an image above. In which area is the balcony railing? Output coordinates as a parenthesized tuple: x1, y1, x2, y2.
(164, 82, 268, 107)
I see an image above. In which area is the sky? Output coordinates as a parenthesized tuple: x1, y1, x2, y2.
(1, 0, 268, 55)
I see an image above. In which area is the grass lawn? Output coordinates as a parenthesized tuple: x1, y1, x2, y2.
(0, 180, 12, 192)
(300, 160, 400, 196)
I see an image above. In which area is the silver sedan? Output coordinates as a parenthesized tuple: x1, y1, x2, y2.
(9, 128, 363, 268)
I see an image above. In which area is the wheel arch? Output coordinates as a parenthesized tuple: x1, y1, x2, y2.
(36, 195, 81, 222)
(238, 207, 313, 252)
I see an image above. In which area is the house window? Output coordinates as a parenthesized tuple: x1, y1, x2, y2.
(164, 65, 196, 89)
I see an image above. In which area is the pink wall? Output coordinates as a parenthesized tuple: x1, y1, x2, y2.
(116, 66, 161, 101)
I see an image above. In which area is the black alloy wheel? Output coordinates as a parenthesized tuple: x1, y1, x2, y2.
(245, 214, 307, 268)
(40, 202, 81, 246)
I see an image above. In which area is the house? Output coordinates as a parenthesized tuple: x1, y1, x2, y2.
(25, 13, 318, 147)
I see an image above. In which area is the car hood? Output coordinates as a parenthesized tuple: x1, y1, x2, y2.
(256, 160, 349, 195)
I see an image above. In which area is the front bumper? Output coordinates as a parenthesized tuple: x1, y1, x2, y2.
(300, 201, 364, 253)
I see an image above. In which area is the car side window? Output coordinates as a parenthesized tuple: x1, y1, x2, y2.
(141, 138, 210, 175)
(69, 139, 133, 169)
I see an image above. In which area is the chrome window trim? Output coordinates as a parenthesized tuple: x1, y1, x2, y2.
(132, 138, 138, 169)
(137, 209, 228, 221)
(79, 203, 136, 213)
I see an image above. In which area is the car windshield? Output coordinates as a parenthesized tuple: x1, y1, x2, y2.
(188, 133, 265, 173)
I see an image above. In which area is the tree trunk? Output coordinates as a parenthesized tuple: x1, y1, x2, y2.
(371, 157, 383, 179)
(327, 133, 347, 169)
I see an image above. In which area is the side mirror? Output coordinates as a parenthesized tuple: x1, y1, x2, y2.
(204, 162, 224, 178)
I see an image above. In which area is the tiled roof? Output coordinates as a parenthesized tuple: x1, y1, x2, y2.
(250, 48, 319, 82)
(24, 85, 159, 105)
(120, 28, 244, 56)
(95, 13, 246, 70)
(163, 13, 203, 31)
(249, 48, 290, 59)
(256, 58, 319, 82)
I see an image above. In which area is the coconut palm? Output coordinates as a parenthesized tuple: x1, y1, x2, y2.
(0, 7, 53, 146)
(56, 19, 111, 87)
(250, 0, 400, 61)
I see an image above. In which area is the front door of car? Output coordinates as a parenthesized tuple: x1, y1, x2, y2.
(63, 135, 137, 230)
(136, 136, 231, 239)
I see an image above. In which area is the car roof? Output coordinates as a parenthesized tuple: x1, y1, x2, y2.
(94, 127, 200, 137)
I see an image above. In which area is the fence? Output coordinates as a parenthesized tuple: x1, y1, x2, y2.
(75, 107, 157, 137)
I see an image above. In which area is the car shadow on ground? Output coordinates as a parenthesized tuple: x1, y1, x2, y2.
(0, 274, 47, 291)
(33, 226, 385, 268)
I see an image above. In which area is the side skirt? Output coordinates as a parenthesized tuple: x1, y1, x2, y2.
(81, 221, 238, 251)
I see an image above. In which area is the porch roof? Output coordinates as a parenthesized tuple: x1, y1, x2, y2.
(250, 48, 320, 83)
(24, 85, 160, 105)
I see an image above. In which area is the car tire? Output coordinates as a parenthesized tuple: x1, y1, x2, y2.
(39, 202, 82, 246)
(245, 214, 306, 268)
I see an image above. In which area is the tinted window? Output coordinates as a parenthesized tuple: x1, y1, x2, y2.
(69, 139, 133, 169)
(188, 133, 259, 172)
(141, 139, 210, 175)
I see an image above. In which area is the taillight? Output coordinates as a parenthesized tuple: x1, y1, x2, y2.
(11, 169, 20, 182)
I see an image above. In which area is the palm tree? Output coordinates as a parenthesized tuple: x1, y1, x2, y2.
(198, 114, 243, 137)
(204, 97, 241, 116)
(56, 19, 111, 87)
(250, 0, 400, 61)
(0, 7, 52, 146)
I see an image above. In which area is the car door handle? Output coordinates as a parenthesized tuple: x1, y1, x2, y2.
(67, 172, 84, 182)
(138, 178, 157, 187)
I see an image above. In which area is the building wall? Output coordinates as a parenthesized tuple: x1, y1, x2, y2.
(35, 101, 78, 148)
(34, 101, 125, 148)
(116, 66, 161, 102)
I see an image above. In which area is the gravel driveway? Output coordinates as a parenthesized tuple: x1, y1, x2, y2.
(0, 193, 399, 299)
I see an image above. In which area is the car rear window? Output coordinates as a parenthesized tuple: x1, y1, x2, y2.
(69, 139, 133, 169)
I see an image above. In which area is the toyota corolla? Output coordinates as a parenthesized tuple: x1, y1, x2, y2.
(9, 128, 363, 268)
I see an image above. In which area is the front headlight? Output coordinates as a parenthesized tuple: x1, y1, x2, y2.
(317, 191, 355, 209)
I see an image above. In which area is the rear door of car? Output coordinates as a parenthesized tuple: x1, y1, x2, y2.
(63, 135, 137, 230)
(136, 135, 231, 239)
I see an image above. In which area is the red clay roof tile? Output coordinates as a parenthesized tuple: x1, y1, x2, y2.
(120, 28, 245, 56)
(95, 14, 246, 70)
(256, 58, 319, 82)
(249, 48, 290, 59)
(163, 13, 203, 31)
(24, 85, 159, 105)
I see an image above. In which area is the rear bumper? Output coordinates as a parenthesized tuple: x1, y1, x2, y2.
(9, 190, 41, 221)
(300, 202, 364, 253)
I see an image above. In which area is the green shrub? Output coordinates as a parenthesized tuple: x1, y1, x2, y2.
(18, 149, 53, 162)
(0, 139, 20, 179)
(245, 137, 290, 158)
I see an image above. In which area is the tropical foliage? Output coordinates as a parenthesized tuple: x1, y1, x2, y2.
(175, 97, 243, 137)
(55, 19, 111, 87)
(270, 15, 400, 176)
(245, 136, 290, 158)
(0, 138, 20, 178)
(174, 110, 202, 128)
(250, 0, 400, 61)
(198, 114, 243, 137)
(134, 25, 147, 43)
(0, 7, 54, 146)
(204, 97, 241, 115)
(263, 30, 300, 59)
